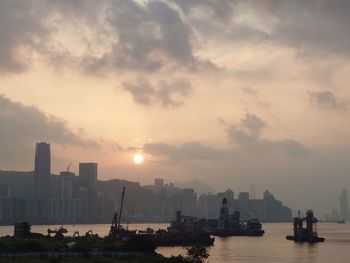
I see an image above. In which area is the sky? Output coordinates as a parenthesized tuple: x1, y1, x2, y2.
(1, 0, 350, 215)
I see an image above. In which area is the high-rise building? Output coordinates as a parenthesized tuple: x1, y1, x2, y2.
(238, 192, 249, 212)
(181, 188, 197, 217)
(340, 189, 348, 220)
(154, 178, 164, 192)
(60, 171, 76, 199)
(250, 184, 256, 199)
(34, 142, 51, 198)
(79, 163, 97, 220)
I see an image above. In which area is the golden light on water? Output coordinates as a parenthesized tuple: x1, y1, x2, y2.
(133, 153, 144, 165)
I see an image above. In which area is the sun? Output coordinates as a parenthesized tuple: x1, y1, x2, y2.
(133, 153, 144, 165)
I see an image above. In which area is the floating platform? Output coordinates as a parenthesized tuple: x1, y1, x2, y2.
(286, 210, 325, 243)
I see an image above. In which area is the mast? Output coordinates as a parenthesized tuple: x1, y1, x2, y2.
(117, 186, 126, 229)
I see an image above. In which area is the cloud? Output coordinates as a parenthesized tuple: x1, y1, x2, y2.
(143, 142, 230, 161)
(121, 78, 191, 107)
(310, 90, 346, 110)
(0, 1, 49, 73)
(224, 113, 307, 157)
(172, 0, 350, 58)
(0, 95, 98, 167)
(171, 0, 236, 23)
(226, 113, 265, 144)
(83, 0, 215, 73)
(4, 0, 350, 76)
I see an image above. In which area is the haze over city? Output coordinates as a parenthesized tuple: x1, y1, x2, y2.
(1, 0, 350, 216)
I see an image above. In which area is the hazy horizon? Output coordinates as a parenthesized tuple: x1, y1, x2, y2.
(1, 0, 350, 216)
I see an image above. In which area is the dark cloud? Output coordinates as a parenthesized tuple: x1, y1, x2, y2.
(225, 113, 307, 157)
(173, 0, 350, 58)
(0, 0, 216, 74)
(3, 0, 350, 75)
(310, 90, 346, 110)
(83, 0, 214, 73)
(171, 0, 236, 23)
(142, 113, 307, 162)
(226, 113, 265, 144)
(0, 1, 49, 73)
(122, 78, 191, 107)
(0, 95, 97, 167)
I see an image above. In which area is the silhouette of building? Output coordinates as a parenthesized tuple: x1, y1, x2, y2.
(79, 163, 97, 221)
(340, 189, 348, 220)
(181, 188, 197, 217)
(250, 184, 256, 199)
(154, 178, 164, 192)
(238, 192, 250, 212)
(60, 171, 76, 199)
(34, 142, 51, 198)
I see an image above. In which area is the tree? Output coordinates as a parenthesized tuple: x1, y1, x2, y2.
(186, 246, 209, 263)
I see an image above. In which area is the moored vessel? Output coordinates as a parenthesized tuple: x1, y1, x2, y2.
(154, 210, 214, 246)
(211, 198, 265, 237)
(286, 210, 325, 243)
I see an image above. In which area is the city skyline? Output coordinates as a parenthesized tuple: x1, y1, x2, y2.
(1, 0, 350, 216)
(0, 141, 347, 219)
(0, 141, 292, 225)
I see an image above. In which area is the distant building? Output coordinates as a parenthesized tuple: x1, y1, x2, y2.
(250, 184, 256, 199)
(34, 142, 51, 198)
(60, 171, 76, 199)
(218, 189, 234, 203)
(206, 194, 220, 219)
(49, 198, 81, 223)
(0, 197, 26, 223)
(238, 192, 249, 212)
(340, 189, 348, 220)
(181, 188, 197, 217)
(262, 190, 291, 222)
(154, 178, 164, 192)
(0, 184, 11, 198)
(79, 163, 97, 221)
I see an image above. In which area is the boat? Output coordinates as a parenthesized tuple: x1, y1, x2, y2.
(286, 210, 325, 243)
(154, 210, 214, 247)
(211, 198, 264, 237)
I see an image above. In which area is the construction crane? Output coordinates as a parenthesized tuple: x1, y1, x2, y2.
(66, 162, 72, 172)
(108, 186, 136, 240)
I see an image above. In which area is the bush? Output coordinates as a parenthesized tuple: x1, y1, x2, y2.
(186, 246, 209, 263)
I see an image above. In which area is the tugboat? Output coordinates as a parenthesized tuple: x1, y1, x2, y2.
(154, 210, 214, 246)
(212, 198, 264, 237)
(286, 210, 325, 243)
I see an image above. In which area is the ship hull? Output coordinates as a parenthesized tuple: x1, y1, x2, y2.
(213, 230, 264, 237)
(286, 235, 325, 243)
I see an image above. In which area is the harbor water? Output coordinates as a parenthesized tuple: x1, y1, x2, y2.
(1, 223, 350, 262)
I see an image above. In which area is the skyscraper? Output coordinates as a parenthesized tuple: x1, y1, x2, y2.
(79, 163, 97, 220)
(340, 189, 348, 220)
(154, 178, 164, 192)
(60, 171, 76, 199)
(34, 142, 51, 198)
